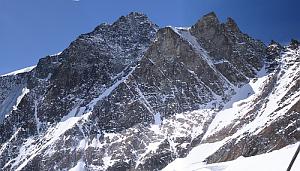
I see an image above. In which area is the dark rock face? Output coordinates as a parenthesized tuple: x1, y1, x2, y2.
(1, 12, 159, 170)
(266, 40, 282, 72)
(90, 27, 234, 132)
(190, 12, 266, 85)
(37, 12, 158, 123)
(1, 12, 298, 171)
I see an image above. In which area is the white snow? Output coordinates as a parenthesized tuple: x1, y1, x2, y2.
(175, 27, 191, 30)
(202, 72, 267, 139)
(0, 85, 28, 122)
(69, 159, 86, 171)
(163, 141, 227, 171)
(163, 142, 300, 171)
(135, 140, 164, 168)
(135, 85, 162, 125)
(153, 112, 162, 125)
(13, 111, 92, 171)
(1, 66, 36, 77)
(171, 27, 215, 67)
(77, 139, 86, 150)
(10, 66, 139, 170)
(135, 85, 155, 115)
(202, 62, 294, 140)
(61, 106, 86, 122)
(87, 66, 136, 112)
(102, 156, 117, 169)
(50, 51, 62, 57)
(9, 137, 36, 169)
(0, 128, 21, 156)
(213, 60, 230, 65)
(12, 87, 30, 111)
(164, 46, 300, 171)
(34, 100, 41, 134)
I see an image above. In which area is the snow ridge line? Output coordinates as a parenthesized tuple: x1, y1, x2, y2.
(1, 66, 36, 77)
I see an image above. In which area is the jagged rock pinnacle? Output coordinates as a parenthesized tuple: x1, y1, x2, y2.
(193, 12, 220, 30)
(91, 12, 158, 35)
(113, 12, 155, 26)
(225, 17, 240, 32)
(202, 12, 219, 22)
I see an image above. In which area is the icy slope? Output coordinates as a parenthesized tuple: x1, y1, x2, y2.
(203, 42, 300, 164)
(205, 45, 300, 140)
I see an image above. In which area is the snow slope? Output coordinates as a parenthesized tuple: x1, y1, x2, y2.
(163, 142, 300, 171)
(202, 67, 269, 140)
(1, 66, 36, 77)
(163, 44, 300, 171)
(0, 85, 28, 123)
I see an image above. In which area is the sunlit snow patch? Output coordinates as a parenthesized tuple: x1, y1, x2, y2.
(163, 142, 300, 171)
(1, 66, 36, 77)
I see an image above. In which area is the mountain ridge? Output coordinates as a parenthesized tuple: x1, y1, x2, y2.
(0, 12, 299, 171)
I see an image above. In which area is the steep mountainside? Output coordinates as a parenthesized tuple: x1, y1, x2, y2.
(0, 12, 299, 171)
(164, 40, 300, 171)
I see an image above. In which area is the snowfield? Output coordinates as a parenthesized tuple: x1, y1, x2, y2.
(163, 142, 300, 171)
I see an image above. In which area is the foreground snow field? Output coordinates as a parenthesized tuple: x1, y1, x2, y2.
(163, 142, 300, 171)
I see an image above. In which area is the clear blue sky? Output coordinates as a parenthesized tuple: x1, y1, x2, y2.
(1, 0, 299, 75)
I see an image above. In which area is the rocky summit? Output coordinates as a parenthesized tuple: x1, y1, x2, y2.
(0, 12, 299, 171)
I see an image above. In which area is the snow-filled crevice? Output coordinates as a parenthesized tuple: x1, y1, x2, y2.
(34, 100, 41, 134)
(134, 84, 162, 124)
(171, 27, 235, 88)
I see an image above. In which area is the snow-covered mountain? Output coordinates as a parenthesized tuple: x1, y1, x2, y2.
(0, 12, 299, 171)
